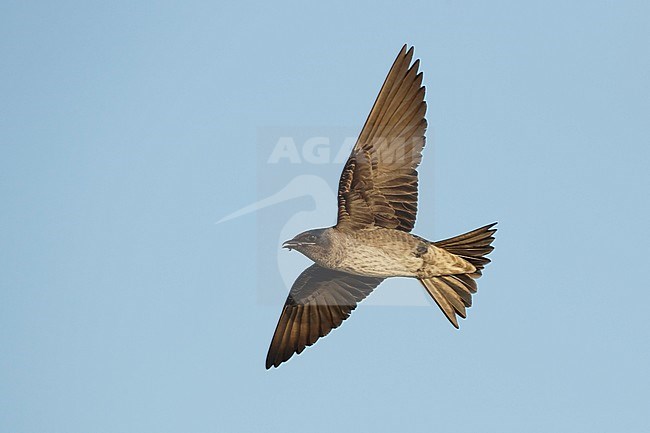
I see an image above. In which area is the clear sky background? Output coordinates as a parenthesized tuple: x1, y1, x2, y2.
(2, 1, 650, 432)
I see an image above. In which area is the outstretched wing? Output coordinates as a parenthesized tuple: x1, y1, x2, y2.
(266, 264, 383, 369)
(337, 45, 427, 232)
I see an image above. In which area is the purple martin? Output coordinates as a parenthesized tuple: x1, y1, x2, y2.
(266, 45, 496, 369)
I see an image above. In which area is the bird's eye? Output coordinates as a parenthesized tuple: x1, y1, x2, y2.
(306, 234, 316, 242)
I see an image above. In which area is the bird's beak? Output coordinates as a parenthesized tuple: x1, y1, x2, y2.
(282, 238, 316, 250)
(282, 239, 300, 250)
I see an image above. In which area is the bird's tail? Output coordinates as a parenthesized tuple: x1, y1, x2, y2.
(419, 223, 497, 328)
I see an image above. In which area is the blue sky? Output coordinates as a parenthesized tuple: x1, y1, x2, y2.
(1, 1, 649, 432)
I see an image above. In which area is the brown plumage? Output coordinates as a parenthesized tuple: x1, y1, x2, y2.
(266, 45, 497, 369)
(337, 45, 425, 231)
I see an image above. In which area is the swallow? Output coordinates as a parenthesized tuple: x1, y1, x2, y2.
(266, 45, 496, 369)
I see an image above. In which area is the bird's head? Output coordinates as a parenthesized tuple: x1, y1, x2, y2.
(282, 228, 331, 262)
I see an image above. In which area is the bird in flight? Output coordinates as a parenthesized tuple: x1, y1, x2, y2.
(266, 45, 496, 369)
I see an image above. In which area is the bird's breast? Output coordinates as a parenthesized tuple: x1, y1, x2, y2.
(333, 236, 423, 278)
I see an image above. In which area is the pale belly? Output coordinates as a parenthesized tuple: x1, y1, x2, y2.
(334, 237, 424, 278)
(314, 227, 475, 279)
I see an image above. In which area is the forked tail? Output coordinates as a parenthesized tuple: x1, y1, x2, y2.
(419, 223, 497, 328)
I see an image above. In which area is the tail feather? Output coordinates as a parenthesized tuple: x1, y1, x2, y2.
(434, 222, 497, 277)
(420, 278, 463, 328)
(420, 223, 497, 327)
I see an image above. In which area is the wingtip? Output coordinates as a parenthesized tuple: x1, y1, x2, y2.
(482, 222, 498, 231)
(405, 45, 415, 59)
(410, 58, 421, 73)
(265, 350, 279, 369)
(449, 314, 460, 329)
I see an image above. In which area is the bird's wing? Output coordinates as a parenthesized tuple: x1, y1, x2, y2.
(266, 264, 383, 369)
(337, 45, 427, 232)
